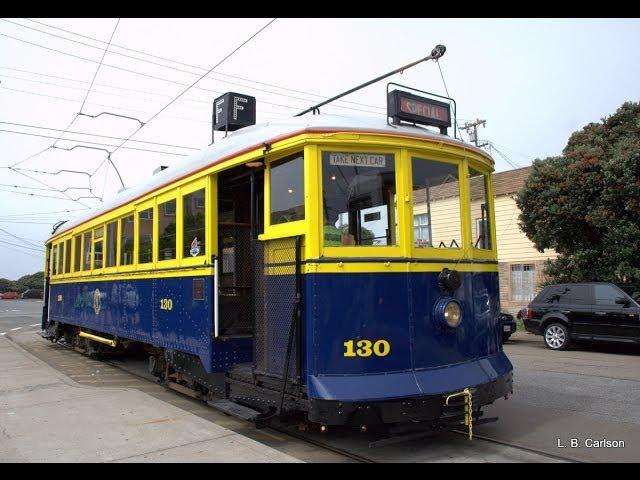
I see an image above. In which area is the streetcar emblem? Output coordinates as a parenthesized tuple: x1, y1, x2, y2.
(93, 288, 102, 315)
(190, 237, 200, 257)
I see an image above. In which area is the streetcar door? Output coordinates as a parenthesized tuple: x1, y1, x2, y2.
(215, 164, 264, 337)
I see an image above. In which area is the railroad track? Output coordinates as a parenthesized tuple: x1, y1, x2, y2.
(17, 333, 582, 463)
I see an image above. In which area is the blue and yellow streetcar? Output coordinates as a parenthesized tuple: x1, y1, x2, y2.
(43, 47, 513, 435)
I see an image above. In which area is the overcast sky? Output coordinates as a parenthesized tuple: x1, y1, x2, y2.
(0, 18, 638, 279)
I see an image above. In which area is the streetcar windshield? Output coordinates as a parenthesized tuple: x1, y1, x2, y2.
(322, 151, 397, 247)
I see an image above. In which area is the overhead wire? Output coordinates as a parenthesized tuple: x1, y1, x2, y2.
(435, 59, 460, 139)
(0, 29, 381, 116)
(15, 18, 387, 112)
(0, 129, 191, 157)
(103, 18, 279, 176)
(0, 120, 200, 151)
(0, 71, 292, 117)
(0, 227, 43, 248)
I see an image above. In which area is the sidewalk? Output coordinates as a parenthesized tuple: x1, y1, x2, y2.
(0, 336, 301, 463)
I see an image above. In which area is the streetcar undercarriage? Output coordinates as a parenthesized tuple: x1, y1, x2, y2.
(44, 320, 511, 438)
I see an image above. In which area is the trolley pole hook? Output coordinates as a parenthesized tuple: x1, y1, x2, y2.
(295, 44, 446, 117)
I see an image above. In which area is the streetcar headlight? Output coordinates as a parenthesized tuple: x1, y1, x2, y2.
(444, 301, 462, 328)
(435, 298, 463, 329)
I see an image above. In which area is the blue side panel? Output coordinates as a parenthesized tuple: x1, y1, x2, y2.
(48, 276, 252, 373)
(305, 271, 513, 402)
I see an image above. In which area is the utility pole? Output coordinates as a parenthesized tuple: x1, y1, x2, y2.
(459, 118, 488, 148)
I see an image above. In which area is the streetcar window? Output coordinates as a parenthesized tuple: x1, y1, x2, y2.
(105, 221, 117, 268)
(64, 239, 71, 274)
(93, 226, 104, 269)
(74, 235, 81, 272)
(51, 244, 58, 275)
(270, 153, 304, 225)
(138, 208, 153, 264)
(183, 189, 205, 258)
(158, 199, 176, 261)
(411, 158, 461, 249)
(59, 242, 65, 274)
(82, 232, 91, 270)
(322, 152, 396, 246)
(120, 215, 134, 266)
(469, 168, 492, 250)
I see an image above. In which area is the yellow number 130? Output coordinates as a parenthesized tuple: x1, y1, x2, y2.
(343, 339, 390, 357)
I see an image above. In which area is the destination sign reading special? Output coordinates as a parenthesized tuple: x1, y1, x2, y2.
(329, 153, 387, 168)
(400, 97, 450, 123)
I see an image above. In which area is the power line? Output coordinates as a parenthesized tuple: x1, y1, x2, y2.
(0, 208, 87, 218)
(0, 186, 96, 203)
(106, 18, 278, 170)
(0, 120, 200, 151)
(0, 227, 43, 248)
(0, 85, 284, 125)
(487, 142, 522, 169)
(17, 17, 386, 112)
(0, 71, 292, 117)
(436, 60, 459, 139)
(79, 18, 120, 114)
(0, 31, 306, 112)
(10, 146, 50, 169)
(0, 29, 382, 117)
(5, 155, 94, 207)
(0, 128, 191, 157)
(0, 241, 42, 259)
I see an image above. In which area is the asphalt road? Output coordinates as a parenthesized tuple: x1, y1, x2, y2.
(2, 299, 639, 462)
(0, 299, 43, 337)
(479, 332, 640, 462)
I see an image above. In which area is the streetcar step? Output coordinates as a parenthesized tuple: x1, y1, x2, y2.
(207, 399, 262, 421)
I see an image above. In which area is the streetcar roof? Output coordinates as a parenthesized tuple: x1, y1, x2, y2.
(47, 114, 493, 242)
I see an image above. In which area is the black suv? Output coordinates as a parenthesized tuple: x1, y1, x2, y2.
(523, 282, 640, 350)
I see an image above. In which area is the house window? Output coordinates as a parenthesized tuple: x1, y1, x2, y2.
(413, 213, 431, 247)
(511, 264, 535, 301)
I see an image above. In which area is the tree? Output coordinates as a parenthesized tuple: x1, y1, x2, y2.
(15, 272, 44, 292)
(0, 278, 17, 293)
(516, 101, 640, 287)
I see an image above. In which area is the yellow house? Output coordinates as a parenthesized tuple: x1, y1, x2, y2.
(413, 165, 557, 315)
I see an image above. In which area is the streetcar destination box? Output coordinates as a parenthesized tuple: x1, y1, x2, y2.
(213, 92, 256, 132)
(387, 90, 451, 129)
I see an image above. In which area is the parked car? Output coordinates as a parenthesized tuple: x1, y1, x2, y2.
(1, 292, 19, 299)
(21, 289, 43, 299)
(500, 312, 517, 343)
(522, 282, 640, 350)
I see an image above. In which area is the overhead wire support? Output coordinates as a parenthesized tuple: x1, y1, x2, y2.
(77, 111, 144, 127)
(105, 18, 278, 168)
(50, 144, 125, 191)
(295, 44, 447, 117)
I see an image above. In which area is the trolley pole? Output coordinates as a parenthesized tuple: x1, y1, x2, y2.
(295, 44, 447, 117)
(459, 118, 487, 148)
